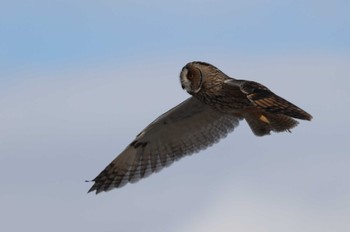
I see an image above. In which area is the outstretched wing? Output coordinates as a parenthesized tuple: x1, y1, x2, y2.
(88, 97, 242, 194)
(225, 79, 312, 121)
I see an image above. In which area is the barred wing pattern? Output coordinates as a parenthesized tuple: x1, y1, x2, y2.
(88, 97, 242, 194)
(225, 79, 312, 121)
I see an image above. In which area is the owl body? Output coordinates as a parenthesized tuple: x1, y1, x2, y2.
(88, 61, 312, 194)
(181, 62, 250, 113)
(195, 82, 251, 112)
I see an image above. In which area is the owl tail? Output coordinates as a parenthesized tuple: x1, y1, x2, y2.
(244, 110, 299, 136)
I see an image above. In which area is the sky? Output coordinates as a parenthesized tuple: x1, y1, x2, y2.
(1, 0, 350, 231)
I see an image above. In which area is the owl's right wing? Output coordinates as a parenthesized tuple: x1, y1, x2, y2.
(224, 79, 313, 121)
(88, 97, 242, 194)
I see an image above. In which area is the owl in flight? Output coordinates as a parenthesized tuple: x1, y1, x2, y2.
(88, 61, 312, 194)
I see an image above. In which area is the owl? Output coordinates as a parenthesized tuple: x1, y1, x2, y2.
(88, 61, 312, 194)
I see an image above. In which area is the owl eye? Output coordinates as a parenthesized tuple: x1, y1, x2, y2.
(187, 71, 194, 80)
(187, 67, 204, 93)
(188, 72, 193, 79)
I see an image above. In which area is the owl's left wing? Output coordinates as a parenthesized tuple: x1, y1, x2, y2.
(88, 97, 242, 194)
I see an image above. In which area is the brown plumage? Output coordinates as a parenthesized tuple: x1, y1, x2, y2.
(88, 61, 312, 194)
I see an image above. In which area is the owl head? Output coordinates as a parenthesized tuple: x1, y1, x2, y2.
(180, 62, 205, 95)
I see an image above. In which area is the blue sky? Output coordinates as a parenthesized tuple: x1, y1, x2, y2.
(1, 1, 350, 232)
(1, 0, 349, 74)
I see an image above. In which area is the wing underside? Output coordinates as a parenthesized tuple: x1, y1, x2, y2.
(88, 97, 242, 193)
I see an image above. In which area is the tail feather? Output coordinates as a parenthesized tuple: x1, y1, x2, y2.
(244, 112, 271, 136)
(244, 110, 299, 136)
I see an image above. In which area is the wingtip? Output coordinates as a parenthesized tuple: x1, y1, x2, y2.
(306, 114, 313, 121)
(87, 186, 96, 194)
(298, 111, 313, 121)
(86, 181, 101, 194)
(87, 187, 102, 195)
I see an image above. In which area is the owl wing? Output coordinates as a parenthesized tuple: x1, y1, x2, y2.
(88, 97, 242, 194)
(225, 79, 312, 121)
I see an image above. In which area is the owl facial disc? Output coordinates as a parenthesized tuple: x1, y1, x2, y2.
(180, 64, 204, 94)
